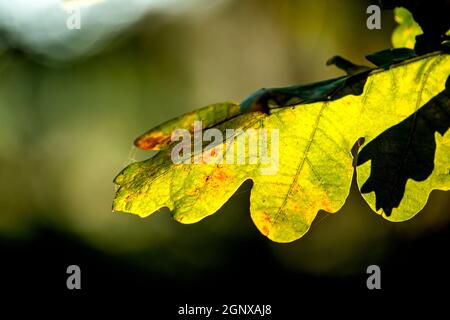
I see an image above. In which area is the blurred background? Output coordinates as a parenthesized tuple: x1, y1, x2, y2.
(0, 0, 449, 308)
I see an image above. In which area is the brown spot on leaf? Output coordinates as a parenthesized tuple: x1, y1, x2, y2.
(203, 167, 231, 190)
(320, 198, 333, 212)
(134, 133, 170, 150)
(215, 169, 228, 182)
(262, 212, 271, 223)
(200, 147, 220, 164)
(259, 212, 271, 236)
(261, 225, 269, 236)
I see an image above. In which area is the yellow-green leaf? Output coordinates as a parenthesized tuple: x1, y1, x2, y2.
(134, 102, 240, 150)
(391, 7, 423, 49)
(356, 61, 450, 221)
(113, 52, 450, 242)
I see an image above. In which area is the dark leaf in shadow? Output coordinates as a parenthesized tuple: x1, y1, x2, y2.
(365, 48, 416, 69)
(357, 75, 450, 216)
(240, 50, 421, 114)
(240, 68, 370, 114)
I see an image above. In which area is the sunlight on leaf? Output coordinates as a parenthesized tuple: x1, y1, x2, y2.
(113, 53, 450, 242)
(391, 7, 422, 49)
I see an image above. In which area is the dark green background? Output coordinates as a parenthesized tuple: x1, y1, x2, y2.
(0, 0, 448, 311)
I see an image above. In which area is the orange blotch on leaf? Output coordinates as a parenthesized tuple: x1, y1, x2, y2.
(320, 197, 333, 212)
(134, 132, 170, 150)
(259, 212, 272, 236)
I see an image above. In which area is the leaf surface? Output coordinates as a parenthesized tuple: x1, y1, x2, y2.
(113, 53, 450, 242)
(391, 7, 423, 49)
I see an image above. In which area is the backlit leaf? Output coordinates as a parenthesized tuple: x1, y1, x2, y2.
(391, 7, 423, 49)
(113, 52, 450, 242)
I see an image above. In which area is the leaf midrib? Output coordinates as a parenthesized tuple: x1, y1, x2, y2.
(272, 102, 327, 227)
